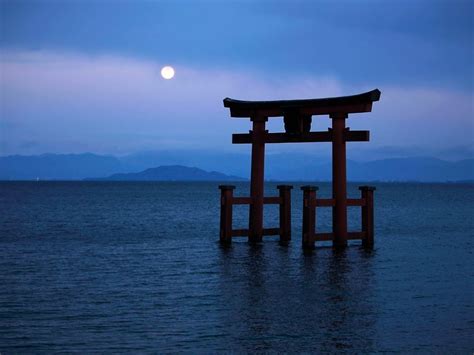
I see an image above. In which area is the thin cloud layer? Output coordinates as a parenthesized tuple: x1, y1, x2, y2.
(1, 50, 472, 156)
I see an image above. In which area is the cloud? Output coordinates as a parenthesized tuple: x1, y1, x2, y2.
(0, 50, 472, 156)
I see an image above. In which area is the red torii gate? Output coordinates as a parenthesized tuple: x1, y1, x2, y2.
(219, 89, 381, 249)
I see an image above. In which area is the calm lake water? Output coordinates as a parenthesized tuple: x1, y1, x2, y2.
(1, 182, 473, 353)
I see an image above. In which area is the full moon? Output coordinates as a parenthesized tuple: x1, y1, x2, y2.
(161, 66, 175, 79)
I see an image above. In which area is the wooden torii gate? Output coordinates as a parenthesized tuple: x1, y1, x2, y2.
(219, 89, 381, 249)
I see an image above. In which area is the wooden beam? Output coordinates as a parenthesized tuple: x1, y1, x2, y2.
(232, 228, 249, 237)
(348, 231, 367, 240)
(233, 131, 331, 144)
(219, 185, 235, 244)
(230, 196, 282, 205)
(232, 130, 369, 144)
(248, 118, 266, 243)
(278, 185, 293, 243)
(344, 130, 370, 142)
(227, 103, 374, 118)
(314, 198, 335, 207)
(263, 228, 280, 236)
(347, 198, 366, 206)
(314, 232, 334, 241)
(311, 231, 367, 242)
(232, 197, 252, 205)
(263, 196, 281, 204)
(231, 228, 281, 237)
(224, 89, 381, 118)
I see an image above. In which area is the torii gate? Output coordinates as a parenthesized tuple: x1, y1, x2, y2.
(219, 89, 381, 249)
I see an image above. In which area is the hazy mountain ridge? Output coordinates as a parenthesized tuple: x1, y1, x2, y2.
(0, 152, 473, 182)
(85, 165, 246, 181)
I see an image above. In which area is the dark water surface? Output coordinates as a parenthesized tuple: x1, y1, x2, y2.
(1, 182, 473, 353)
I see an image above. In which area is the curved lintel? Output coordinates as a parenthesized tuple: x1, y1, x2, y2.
(223, 89, 381, 118)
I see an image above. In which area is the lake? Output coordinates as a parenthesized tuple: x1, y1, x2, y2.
(1, 182, 473, 352)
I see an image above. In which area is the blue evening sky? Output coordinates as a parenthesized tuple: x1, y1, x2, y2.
(0, 0, 473, 158)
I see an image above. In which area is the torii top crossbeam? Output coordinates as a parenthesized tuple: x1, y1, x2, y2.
(224, 89, 381, 117)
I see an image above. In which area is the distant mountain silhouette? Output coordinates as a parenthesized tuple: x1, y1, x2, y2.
(0, 152, 473, 182)
(85, 165, 246, 181)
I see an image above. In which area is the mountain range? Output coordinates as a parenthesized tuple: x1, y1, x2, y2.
(0, 152, 473, 182)
(85, 165, 245, 181)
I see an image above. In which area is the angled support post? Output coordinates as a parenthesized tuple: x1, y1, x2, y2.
(359, 186, 376, 248)
(219, 185, 235, 245)
(277, 185, 293, 244)
(301, 186, 318, 250)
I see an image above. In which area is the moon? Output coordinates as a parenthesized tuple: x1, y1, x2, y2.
(161, 66, 175, 80)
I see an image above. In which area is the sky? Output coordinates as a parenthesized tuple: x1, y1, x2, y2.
(0, 0, 473, 160)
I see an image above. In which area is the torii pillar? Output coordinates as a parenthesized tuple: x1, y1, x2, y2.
(331, 113, 348, 248)
(249, 115, 267, 243)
